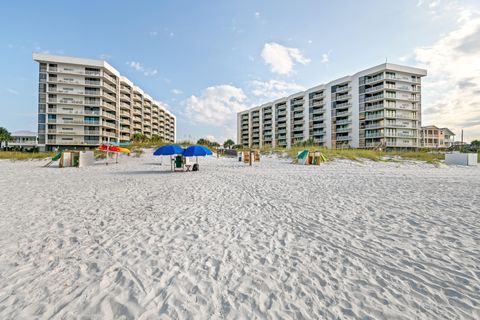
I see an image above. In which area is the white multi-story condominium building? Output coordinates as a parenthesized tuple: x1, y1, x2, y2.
(238, 63, 427, 149)
(33, 53, 176, 151)
(421, 125, 455, 148)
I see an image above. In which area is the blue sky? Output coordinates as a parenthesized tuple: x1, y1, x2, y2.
(1, 0, 479, 142)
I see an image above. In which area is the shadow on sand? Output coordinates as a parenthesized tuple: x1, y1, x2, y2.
(111, 170, 176, 175)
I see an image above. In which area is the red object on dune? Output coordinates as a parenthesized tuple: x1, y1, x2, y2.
(98, 145, 121, 152)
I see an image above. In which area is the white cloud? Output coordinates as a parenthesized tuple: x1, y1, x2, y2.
(249, 80, 305, 100)
(254, 12, 260, 18)
(144, 69, 158, 76)
(149, 31, 158, 36)
(321, 53, 329, 63)
(6, 88, 19, 95)
(172, 89, 183, 95)
(184, 85, 248, 125)
(127, 61, 159, 77)
(411, 4, 480, 141)
(261, 42, 311, 75)
(128, 61, 143, 71)
(308, 40, 313, 44)
(205, 134, 216, 142)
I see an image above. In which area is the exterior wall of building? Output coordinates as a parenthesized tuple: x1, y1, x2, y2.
(237, 63, 427, 149)
(33, 53, 176, 151)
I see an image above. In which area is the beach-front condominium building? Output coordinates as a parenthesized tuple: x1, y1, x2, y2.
(421, 126, 455, 148)
(33, 53, 176, 151)
(238, 63, 427, 149)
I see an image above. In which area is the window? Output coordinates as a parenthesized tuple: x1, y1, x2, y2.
(61, 127, 73, 131)
(62, 138, 73, 141)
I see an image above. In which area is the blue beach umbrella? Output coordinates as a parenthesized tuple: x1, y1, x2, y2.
(183, 145, 213, 157)
(153, 144, 184, 156)
(183, 146, 213, 167)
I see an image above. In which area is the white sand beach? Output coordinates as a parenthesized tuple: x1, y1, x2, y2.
(0, 154, 479, 319)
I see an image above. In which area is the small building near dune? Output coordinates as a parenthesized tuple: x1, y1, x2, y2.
(421, 126, 455, 149)
(9, 131, 38, 150)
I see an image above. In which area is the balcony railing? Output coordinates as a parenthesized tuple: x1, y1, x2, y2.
(48, 108, 100, 116)
(365, 85, 384, 93)
(102, 121, 116, 129)
(364, 104, 385, 111)
(365, 75, 384, 84)
(365, 94, 384, 102)
(102, 112, 116, 120)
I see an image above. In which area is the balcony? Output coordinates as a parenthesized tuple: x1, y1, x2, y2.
(51, 119, 100, 125)
(365, 113, 384, 120)
(102, 121, 116, 129)
(365, 94, 384, 102)
(336, 86, 351, 93)
(365, 133, 384, 138)
(102, 92, 116, 102)
(48, 108, 100, 116)
(293, 105, 303, 112)
(102, 131, 116, 138)
(49, 98, 84, 105)
(85, 80, 101, 86)
(103, 73, 117, 84)
(365, 123, 383, 129)
(85, 130, 100, 135)
(335, 111, 351, 117)
(365, 85, 384, 93)
(312, 123, 325, 129)
(47, 139, 90, 145)
(336, 127, 352, 133)
(103, 82, 117, 93)
(336, 135, 352, 141)
(365, 75, 384, 84)
(49, 67, 100, 76)
(335, 94, 351, 101)
(102, 112, 116, 120)
(103, 102, 116, 111)
(120, 94, 130, 101)
(335, 102, 351, 109)
(364, 104, 384, 112)
(336, 119, 350, 125)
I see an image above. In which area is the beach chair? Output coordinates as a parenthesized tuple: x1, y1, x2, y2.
(174, 155, 184, 171)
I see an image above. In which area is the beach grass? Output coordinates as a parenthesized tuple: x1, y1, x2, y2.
(252, 146, 447, 164)
(0, 151, 54, 160)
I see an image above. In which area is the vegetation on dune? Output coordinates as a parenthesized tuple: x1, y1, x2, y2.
(0, 151, 54, 160)
(0, 127, 13, 149)
(236, 144, 448, 164)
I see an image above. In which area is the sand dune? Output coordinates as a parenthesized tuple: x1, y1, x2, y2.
(0, 154, 479, 319)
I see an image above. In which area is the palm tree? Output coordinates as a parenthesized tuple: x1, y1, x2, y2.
(223, 139, 235, 149)
(0, 127, 12, 150)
